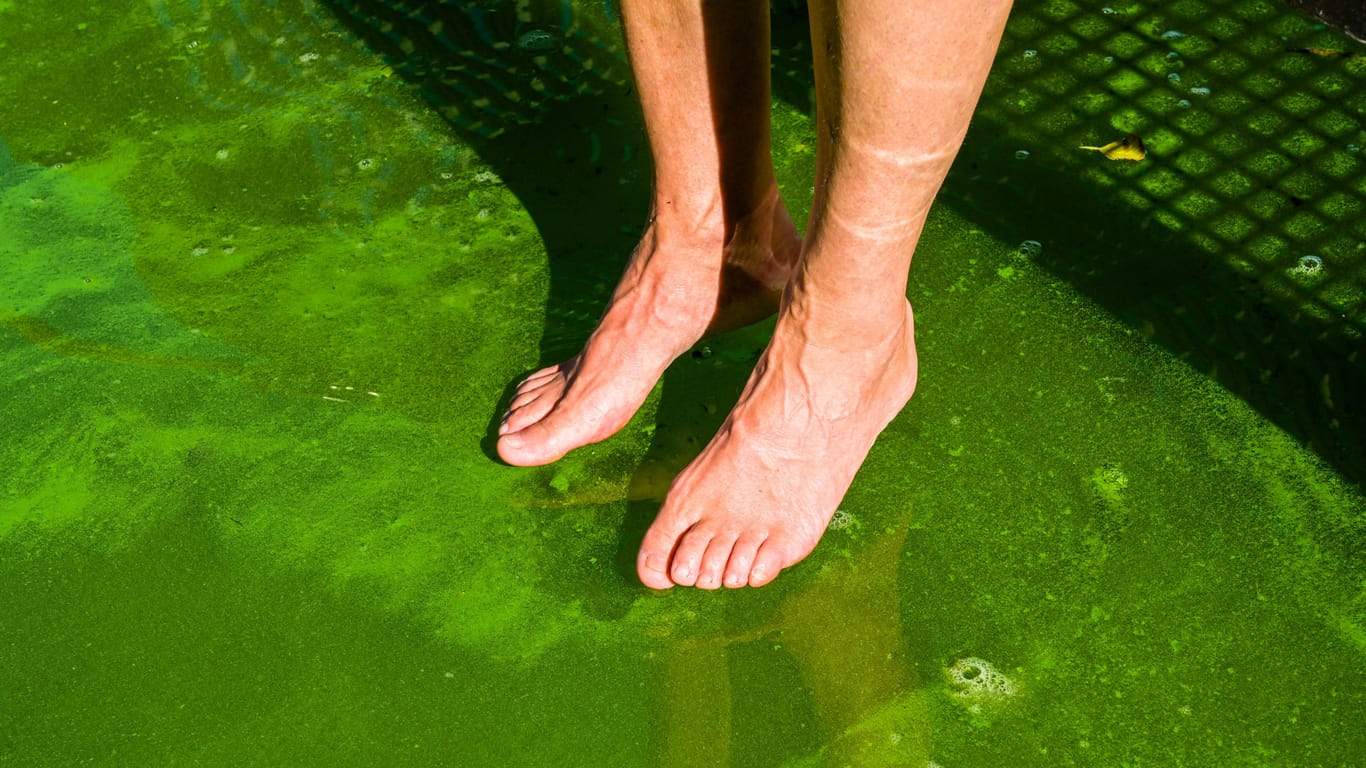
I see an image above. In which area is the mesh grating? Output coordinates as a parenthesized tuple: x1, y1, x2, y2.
(935, 0, 1366, 486)
(980, 0, 1364, 334)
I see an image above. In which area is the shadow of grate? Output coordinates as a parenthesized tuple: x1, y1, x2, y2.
(943, 0, 1366, 486)
(981, 0, 1364, 331)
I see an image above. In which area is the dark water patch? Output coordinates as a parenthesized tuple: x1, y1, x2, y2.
(0, 516, 651, 765)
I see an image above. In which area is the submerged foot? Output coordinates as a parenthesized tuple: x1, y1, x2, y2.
(636, 298, 919, 589)
(496, 194, 800, 467)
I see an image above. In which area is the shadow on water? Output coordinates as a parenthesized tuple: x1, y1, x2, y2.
(318, 0, 651, 465)
(320, 0, 1365, 489)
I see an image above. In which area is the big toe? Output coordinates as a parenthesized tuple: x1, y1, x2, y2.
(748, 540, 787, 588)
(637, 519, 688, 590)
(496, 414, 578, 466)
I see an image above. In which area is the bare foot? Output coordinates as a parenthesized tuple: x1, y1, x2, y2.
(496, 193, 800, 467)
(635, 298, 918, 589)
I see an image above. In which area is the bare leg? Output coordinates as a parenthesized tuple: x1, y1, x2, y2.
(637, 0, 1013, 589)
(497, 0, 800, 467)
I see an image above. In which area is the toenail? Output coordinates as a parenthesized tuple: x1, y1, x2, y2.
(673, 565, 691, 580)
(725, 574, 742, 586)
(643, 554, 668, 573)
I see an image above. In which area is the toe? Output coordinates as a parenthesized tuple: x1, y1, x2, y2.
(695, 532, 739, 590)
(668, 525, 713, 587)
(500, 392, 556, 435)
(508, 381, 556, 412)
(519, 363, 566, 389)
(637, 521, 685, 590)
(749, 540, 786, 588)
(496, 413, 577, 466)
(723, 531, 765, 589)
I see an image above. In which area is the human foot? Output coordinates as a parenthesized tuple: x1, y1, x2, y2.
(496, 195, 800, 467)
(635, 297, 918, 589)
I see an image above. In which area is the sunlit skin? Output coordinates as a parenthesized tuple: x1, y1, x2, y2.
(498, 0, 1014, 589)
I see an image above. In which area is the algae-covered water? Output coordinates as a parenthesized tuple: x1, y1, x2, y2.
(2, 0, 1364, 765)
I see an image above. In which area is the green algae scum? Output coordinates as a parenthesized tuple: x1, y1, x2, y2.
(2, 0, 1364, 765)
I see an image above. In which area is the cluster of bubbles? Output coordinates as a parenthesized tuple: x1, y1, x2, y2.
(947, 657, 1016, 700)
(828, 509, 853, 530)
(1016, 239, 1043, 259)
(516, 28, 562, 54)
(1292, 254, 1325, 277)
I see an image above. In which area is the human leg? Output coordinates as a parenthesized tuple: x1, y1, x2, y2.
(497, 0, 799, 467)
(636, 0, 1014, 589)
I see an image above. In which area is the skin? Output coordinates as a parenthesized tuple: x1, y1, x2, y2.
(498, 0, 1014, 590)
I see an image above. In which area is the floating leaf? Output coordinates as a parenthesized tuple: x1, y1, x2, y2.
(1079, 133, 1147, 161)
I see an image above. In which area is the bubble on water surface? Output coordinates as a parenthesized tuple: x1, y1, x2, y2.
(1293, 254, 1324, 276)
(948, 657, 1016, 699)
(516, 28, 561, 53)
(1023, 49, 1038, 58)
(1014, 149, 1031, 160)
(1017, 239, 1043, 258)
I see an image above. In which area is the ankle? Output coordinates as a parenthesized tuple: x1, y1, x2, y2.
(781, 281, 914, 352)
(648, 177, 787, 250)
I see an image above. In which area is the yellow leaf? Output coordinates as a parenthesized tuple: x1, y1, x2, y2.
(1079, 133, 1147, 161)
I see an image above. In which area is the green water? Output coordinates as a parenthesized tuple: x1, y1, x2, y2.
(2, 0, 1363, 765)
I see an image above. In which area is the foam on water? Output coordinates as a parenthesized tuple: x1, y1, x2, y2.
(947, 657, 1016, 701)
